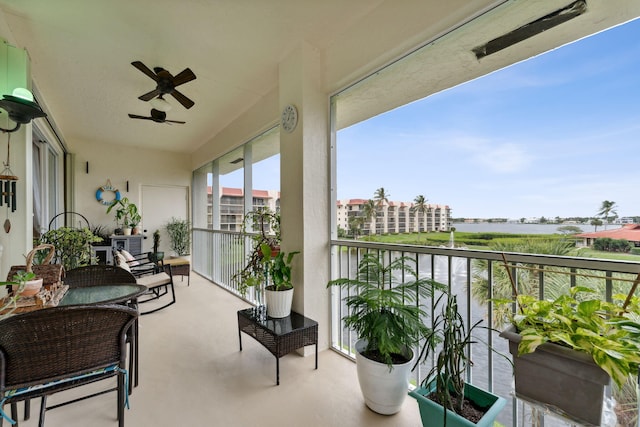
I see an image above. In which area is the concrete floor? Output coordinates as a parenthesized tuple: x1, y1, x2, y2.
(10, 273, 423, 427)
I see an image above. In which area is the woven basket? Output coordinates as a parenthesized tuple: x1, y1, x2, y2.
(7, 244, 64, 291)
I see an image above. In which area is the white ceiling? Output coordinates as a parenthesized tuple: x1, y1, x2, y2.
(0, 0, 501, 154)
(1, 1, 638, 157)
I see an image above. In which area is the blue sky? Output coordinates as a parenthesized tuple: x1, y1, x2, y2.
(337, 18, 640, 220)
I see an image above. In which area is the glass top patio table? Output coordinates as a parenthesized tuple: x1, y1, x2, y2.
(59, 284, 148, 306)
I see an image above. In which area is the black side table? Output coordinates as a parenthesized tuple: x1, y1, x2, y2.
(237, 307, 318, 385)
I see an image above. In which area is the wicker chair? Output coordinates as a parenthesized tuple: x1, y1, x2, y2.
(0, 304, 137, 427)
(63, 265, 137, 288)
(112, 250, 176, 315)
(64, 265, 140, 393)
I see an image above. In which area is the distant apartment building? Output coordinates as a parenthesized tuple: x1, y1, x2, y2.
(208, 187, 451, 234)
(336, 199, 452, 234)
(207, 186, 280, 231)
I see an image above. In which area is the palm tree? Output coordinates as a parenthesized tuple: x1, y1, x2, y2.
(470, 239, 577, 327)
(348, 216, 365, 239)
(373, 187, 390, 234)
(591, 218, 603, 232)
(597, 200, 618, 230)
(412, 195, 428, 232)
(361, 199, 377, 236)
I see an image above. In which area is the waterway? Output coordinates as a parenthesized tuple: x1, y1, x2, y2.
(453, 222, 599, 234)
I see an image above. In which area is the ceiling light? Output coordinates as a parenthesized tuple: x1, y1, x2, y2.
(0, 88, 47, 133)
(150, 96, 172, 112)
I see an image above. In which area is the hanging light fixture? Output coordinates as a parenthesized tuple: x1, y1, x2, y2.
(149, 95, 172, 112)
(0, 88, 47, 133)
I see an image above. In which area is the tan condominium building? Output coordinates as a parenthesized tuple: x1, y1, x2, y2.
(337, 199, 451, 235)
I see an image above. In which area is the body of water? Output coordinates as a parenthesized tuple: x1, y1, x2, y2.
(453, 222, 600, 234)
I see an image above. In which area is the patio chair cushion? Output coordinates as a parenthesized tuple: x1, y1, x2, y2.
(115, 252, 131, 272)
(136, 271, 172, 288)
(120, 249, 139, 266)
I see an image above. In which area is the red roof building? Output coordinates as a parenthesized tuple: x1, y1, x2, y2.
(576, 224, 640, 246)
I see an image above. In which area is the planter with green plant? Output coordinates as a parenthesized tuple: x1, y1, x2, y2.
(410, 293, 507, 427)
(149, 229, 164, 263)
(106, 197, 141, 235)
(39, 227, 102, 271)
(496, 282, 640, 425)
(260, 244, 299, 318)
(327, 252, 446, 415)
(166, 217, 191, 257)
(232, 209, 281, 297)
(0, 271, 38, 317)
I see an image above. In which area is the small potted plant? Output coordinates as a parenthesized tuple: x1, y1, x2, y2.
(233, 208, 281, 296)
(166, 217, 191, 258)
(410, 293, 507, 427)
(149, 229, 164, 263)
(0, 271, 38, 316)
(327, 252, 445, 415)
(260, 244, 299, 318)
(106, 197, 141, 236)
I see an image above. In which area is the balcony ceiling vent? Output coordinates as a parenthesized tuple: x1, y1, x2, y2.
(472, 0, 587, 59)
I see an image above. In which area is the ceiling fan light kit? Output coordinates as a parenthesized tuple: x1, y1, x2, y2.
(129, 61, 196, 124)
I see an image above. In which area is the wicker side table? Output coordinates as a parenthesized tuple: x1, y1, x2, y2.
(237, 307, 318, 385)
(163, 258, 190, 285)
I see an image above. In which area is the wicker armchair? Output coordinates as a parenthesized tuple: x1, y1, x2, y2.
(0, 304, 137, 427)
(112, 250, 176, 315)
(63, 265, 137, 288)
(64, 265, 140, 393)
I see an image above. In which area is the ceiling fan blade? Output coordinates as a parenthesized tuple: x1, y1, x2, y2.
(165, 119, 186, 124)
(172, 68, 196, 86)
(171, 89, 195, 109)
(128, 113, 154, 121)
(138, 89, 161, 101)
(131, 61, 158, 81)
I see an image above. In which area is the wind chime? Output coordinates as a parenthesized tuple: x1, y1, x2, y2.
(0, 132, 17, 233)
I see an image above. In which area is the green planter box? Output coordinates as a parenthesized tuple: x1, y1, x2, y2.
(409, 381, 505, 427)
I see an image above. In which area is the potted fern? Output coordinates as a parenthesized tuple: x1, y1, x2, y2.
(410, 293, 507, 427)
(327, 252, 445, 415)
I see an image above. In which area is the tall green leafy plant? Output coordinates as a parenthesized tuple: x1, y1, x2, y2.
(327, 252, 446, 368)
(166, 217, 191, 256)
(414, 294, 483, 415)
(39, 227, 102, 270)
(261, 244, 299, 291)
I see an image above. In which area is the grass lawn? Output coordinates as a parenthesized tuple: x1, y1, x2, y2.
(358, 232, 640, 262)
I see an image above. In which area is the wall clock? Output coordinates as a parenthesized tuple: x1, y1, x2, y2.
(281, 104, 298, 133)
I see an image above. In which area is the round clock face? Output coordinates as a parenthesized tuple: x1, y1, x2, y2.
(281, 104, 298, 133)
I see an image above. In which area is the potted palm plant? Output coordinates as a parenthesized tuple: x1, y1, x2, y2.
(410, 293, 507, 427)
(327, 251, 445, 415)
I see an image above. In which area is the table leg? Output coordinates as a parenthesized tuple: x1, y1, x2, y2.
(238, 328, 243, 351)
(315, 343, 318, 369)
(276, 357, 280, 385)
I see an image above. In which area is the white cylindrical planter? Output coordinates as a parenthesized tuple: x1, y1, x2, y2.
(355, 338, 413, 415)
(265, 287, 294, 318)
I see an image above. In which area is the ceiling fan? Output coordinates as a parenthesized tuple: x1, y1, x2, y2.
(128, 108, 186, 124)
(131, 61, 196, 109)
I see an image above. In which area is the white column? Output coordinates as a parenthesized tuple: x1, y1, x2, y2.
(279, 41, 330, 350)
